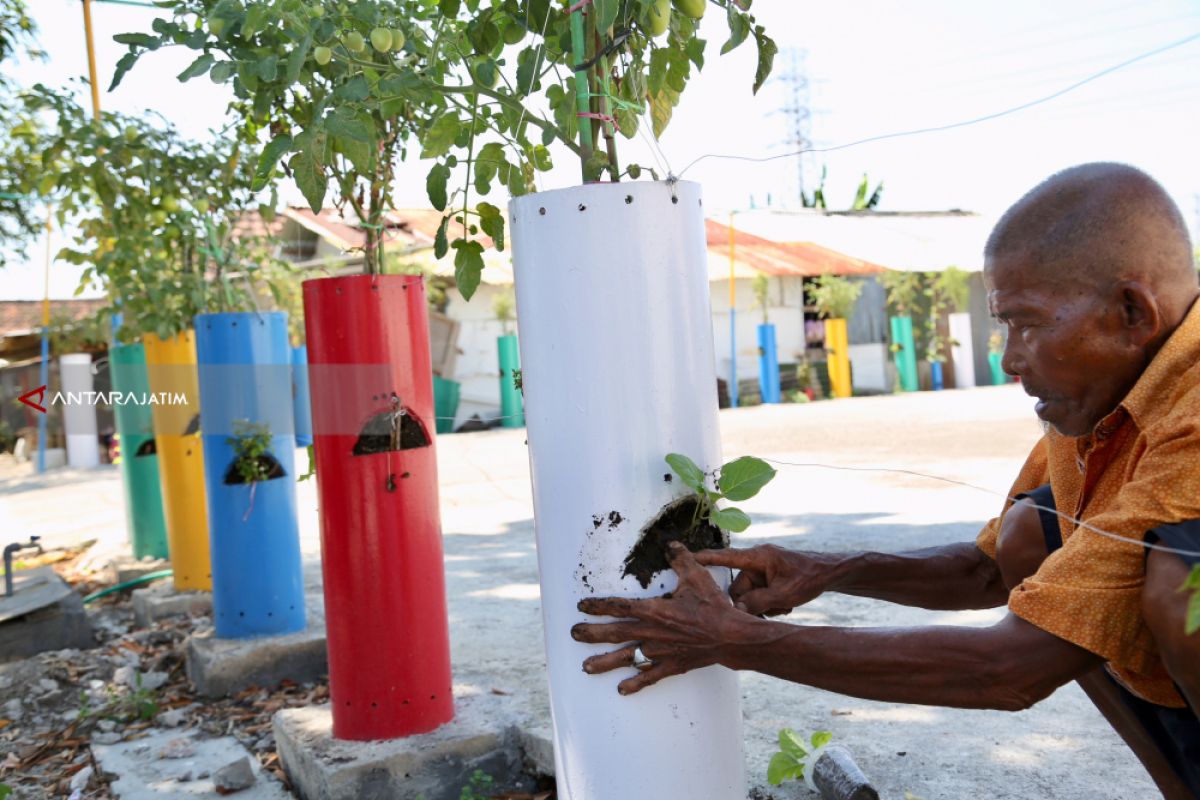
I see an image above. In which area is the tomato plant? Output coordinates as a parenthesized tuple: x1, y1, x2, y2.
(112, 0, 775, 298)
(0, 0, 44, 266)
(23, 85, 281, 342)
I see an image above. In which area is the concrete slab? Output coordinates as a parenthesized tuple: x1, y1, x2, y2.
(115, 557, 172, 585)
(185, 606, 327, 698)
(92, 727, 290, 799)
(0, 568, 94, 662)
(273, 691, 533, 800)
(132, 580, 211, 627)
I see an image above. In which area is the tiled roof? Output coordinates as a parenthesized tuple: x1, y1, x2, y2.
(704, 220, 886, 277)
(0, 299, 107, 337)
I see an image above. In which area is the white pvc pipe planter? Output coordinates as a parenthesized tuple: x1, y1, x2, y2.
(948, 312, 976, 388)
(510, 181, 745, 800)
(59, 353, 100, 468)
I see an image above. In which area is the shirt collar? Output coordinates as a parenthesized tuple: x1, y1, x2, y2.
(1120, 295, 1200, 427)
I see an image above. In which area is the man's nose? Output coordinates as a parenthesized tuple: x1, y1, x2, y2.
(1001, 336, 1025, 377)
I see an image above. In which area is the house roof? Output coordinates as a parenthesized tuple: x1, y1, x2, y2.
(0, 299, 107, 338)
(728, 209, 997, 273)
(703, 220, 886, 279)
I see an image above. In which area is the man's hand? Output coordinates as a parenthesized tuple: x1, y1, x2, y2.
(693, 544, 840, 616)
(572, 542, 758, 695)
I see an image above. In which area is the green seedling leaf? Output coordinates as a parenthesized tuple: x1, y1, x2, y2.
(810, 730, 833, 750)
(665, 453, 707, 493)
(1187, 590, 1200, 636)
(717, 456, 776, 501)
(710, 506, 751, 532)
(778, 728, 808, 759)
(767, 751, 803, 786)
(1182, 565, 1200, 590)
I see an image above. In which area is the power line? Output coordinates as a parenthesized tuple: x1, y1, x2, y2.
(677, 31, 1200, 178)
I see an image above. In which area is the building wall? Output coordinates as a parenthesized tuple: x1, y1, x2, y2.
(442, 283, 511, 428)
(710, 276, 808, 388)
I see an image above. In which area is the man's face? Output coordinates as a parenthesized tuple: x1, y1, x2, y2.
(984, 256, 1143, 437)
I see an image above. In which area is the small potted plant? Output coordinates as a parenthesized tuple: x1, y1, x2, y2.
(753, 273, 780, 403)
(809, 273, 862, 399)
(879, 270, 921, 392)
(492, 287, 523, 428)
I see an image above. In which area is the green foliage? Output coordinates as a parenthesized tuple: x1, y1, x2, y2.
(0, 782, 10, 800)
(878, 270, 922, 316)
(665, 452, 775, 534)
(22, 85, 281, 342)
(932, 266, 970, 313)
(77, 672, 160, 724)
(493, 286, 515, 333)
(115, 0, 776, 298)
(1182, 565, 1200, 636)
(298, 444, 316, 482)
(0, 0, 44, 267)
(851, 173, 883, 211)
(766, 728, 833, 786)
(458, 769, 494, 800)
(49, 310, 108, 355)
(809, 274, 862, 320)
(752, 272, 770, 324)
(228, 420, 273, 483)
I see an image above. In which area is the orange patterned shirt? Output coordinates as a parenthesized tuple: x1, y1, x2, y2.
(977, 297, 1200, 708)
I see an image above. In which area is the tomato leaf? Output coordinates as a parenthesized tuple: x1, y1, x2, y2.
(177, 53, 215, 82)
(426, 163, 450, 212)
(451, 239, 485, 301)
(752, 25, 778, 94)
(421, 114, 461, 158)
(290, 135, 327, 212)
(253, 134, 293, 191)
(477, 202, 504, 250)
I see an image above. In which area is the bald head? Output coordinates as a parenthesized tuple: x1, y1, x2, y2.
(985, 163, 1196, 305)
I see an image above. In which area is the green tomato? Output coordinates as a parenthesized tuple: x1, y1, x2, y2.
(390, 28, 405, 50)
(671, 0, 705, 20)
(501, 21, 525, 45)
(343, 30, 366, 53)
(194, 198, 210, 214)
(370, 27, 392, 52)
(123, 126, 138, 142)
(161, 196, 179, 213)
(314, 45, 332, 65)
(643, 0, 671, 37)
(307, 3, 324, 18)
(150, 210, 167, 226)
(471, 58, 498, 88)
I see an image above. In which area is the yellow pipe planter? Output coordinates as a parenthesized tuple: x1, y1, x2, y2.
(824, 318, 853, 399)
(143, 330, 212, 591)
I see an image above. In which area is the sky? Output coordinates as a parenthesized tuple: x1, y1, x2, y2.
(2, 0, 1198, 299)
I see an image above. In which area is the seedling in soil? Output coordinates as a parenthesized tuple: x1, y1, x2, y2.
(767, 728, 833, 787)
(77, 673, 160, 724)
(1183, 565, 1200, 635)
(226, 420, 276, 485)
(664, 453, 777, 534)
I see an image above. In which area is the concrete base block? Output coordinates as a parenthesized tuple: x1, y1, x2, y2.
(273, 692, 533, 800)
(132, 581, 211, 627)
(0, 568, 95, 663)
(185, 610, 327, 698)
(114, 558, 171, 585)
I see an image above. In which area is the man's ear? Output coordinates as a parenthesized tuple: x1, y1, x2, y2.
(1115, 280, 1161, 346)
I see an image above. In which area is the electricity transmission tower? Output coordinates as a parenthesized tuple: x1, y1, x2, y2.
(774, 48, 814, 207)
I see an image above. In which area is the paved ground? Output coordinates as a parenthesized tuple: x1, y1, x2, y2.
(0, 384, 1158, 799)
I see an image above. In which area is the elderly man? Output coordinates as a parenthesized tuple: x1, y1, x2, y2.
(572, 163, 1200, 798)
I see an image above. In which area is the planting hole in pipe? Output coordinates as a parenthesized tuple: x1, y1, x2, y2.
(352, 395, 430, 455)
(223, 453, 286, 484)
(183, 413, 201, 436)
(622, 496, 728, 589)
(135, 439, 157, 457)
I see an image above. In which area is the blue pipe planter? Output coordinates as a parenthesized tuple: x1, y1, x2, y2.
(291, 345, 314, 447)
(757, 323, 781, 404)
(195, 311, 305, 640)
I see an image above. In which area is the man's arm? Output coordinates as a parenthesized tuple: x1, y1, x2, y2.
(574, 544, 1099, 707)
(695, 541, 1007, 615)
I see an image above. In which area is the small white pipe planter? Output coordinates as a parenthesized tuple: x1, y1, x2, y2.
(59, 353, 100, 468)
(510, 181, 745, 800)
(949, 312, 976, 388)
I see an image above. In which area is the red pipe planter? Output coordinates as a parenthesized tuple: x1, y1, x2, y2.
(303, 274, 453, 740)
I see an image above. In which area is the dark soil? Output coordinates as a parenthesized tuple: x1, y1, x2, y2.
(352, 407, 430, 455)
(134, 438, 157, 457)
(183, 413, 201, 436)
(222, 453, 286, 485)
(621, 496, 727, 589)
